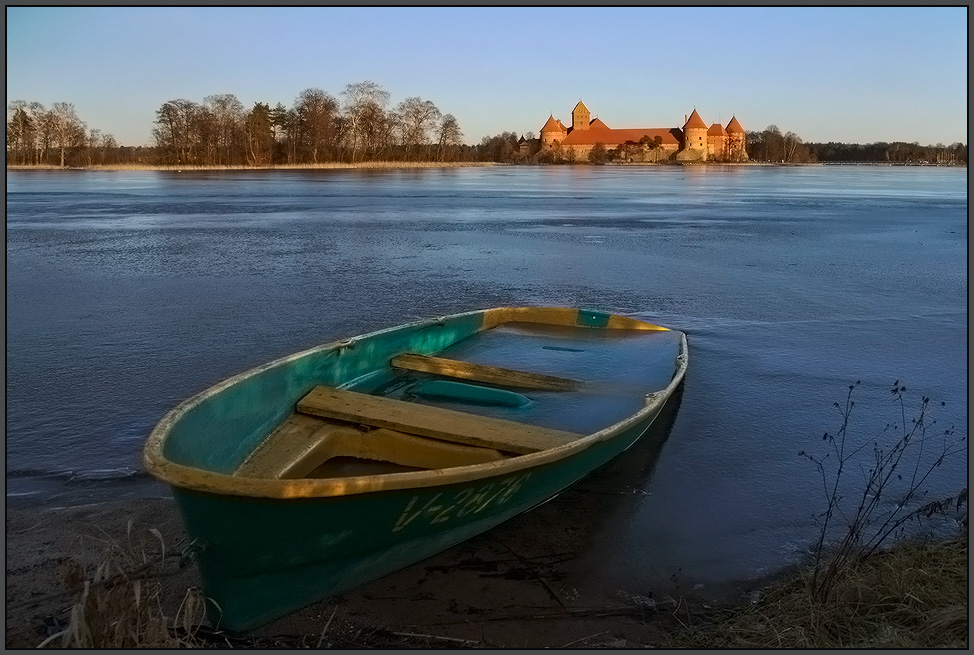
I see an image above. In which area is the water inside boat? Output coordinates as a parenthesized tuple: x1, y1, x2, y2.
(234, 322, 683, 480)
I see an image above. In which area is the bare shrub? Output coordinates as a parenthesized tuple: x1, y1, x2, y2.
(800, 381, 967, 604)
(669, 381, 967, 649)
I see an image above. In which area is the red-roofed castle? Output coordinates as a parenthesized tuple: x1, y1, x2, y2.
(540, 101, 747, 162)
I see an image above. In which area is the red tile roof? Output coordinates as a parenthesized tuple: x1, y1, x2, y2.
(708, 122, 727, 136)
(725, 116, 745, 133)
(683, 109, 707, 130)
(589, 118, 610, 130)
(560, 127, 682, 147)
(541, 115, 567, 133)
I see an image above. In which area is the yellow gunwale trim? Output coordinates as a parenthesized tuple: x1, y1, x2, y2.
(143, 308, 686, 500)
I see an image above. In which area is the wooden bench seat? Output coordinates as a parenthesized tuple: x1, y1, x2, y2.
(297, 385, 581, 455)
(234, 414, 358, 479)
(391, 353, 581, 391)
(234, 413, 508, 479)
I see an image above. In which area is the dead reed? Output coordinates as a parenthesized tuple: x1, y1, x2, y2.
(670, 534, 967, 648)
(36, 522, 209, 648)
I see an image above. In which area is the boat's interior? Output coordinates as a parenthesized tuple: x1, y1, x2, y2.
(233, 321, 683, 480)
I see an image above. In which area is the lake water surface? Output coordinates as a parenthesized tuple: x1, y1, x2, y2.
(6, 165, 967, 594)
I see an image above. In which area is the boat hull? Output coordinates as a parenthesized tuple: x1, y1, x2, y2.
(145, 307, 688, 631)
(175, 406, 663, 631)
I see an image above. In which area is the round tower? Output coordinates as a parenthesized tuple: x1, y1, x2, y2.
(725, 116, 747, 161)
(540, 114, 567, 148)
(682, 109, 708, 157)
(707, 122, 728, 160)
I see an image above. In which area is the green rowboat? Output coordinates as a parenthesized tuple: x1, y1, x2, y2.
(143, 307, 688, 630)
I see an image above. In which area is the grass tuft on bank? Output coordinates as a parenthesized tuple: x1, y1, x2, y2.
(668, 533, 967, 649)
(669, 381, 968, 649)
(36, 524, 208, 648)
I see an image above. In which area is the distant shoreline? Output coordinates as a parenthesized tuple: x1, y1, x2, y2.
(5, 161, 965, 172)
(5, 162, 499, 172)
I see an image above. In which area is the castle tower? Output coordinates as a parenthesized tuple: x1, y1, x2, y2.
(540, 114, 568, 148)
(683, 109, 708, 153)
(572, 101, 590, 131)
(725, 116, 747, 161)
(707, 122, 728, 160)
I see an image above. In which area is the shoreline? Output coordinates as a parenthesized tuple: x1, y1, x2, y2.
(6, 161, 965, 172)
(4, 162, 499, 172)
(7, 494, 964, 648)
(6, 491, 757, 649)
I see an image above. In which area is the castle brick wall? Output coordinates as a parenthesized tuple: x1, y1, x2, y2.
(541, 131, 565, 148)
(708, 135, 727, 159)
(684, 128, 708, 154)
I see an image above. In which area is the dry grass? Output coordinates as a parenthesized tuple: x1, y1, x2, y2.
(26, 383, 964, 648)
(36, 523, 209, 648)
(670, 534, 968, 649)
(29, 519, 967, 649)
(669, 383, 968, 649)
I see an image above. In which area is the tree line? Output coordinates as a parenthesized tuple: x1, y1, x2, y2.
(6, 100, 121, 166)
(151, 82, 467, 166)
(6, 82, 472, 167)
(6, 95, 968, 167)
(745, 125, 967, 165)
(7, 83, 531, 166)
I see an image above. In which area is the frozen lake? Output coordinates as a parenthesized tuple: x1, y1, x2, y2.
(6, 164, 967, 593)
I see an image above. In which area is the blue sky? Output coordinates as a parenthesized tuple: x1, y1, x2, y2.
(7, 6, 968, 147)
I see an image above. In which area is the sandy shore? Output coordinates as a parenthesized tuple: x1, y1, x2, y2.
(6, 474, 753, 649)
(8, 487, 966, 649)
(5, 399, 759, 648)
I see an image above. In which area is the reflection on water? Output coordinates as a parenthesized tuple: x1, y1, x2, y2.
(6, 166, 967, 592)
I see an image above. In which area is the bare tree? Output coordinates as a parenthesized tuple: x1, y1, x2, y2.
(27, 102, 49, 164)
(48, 102, 86, 166)
(436, 114, 463, 162)
(101, 133, 118, 165)
(395, 96, 441, 161)
(203, 94, 245, 166)
(363, 101, 394, 160)
(153, 99, 202, 165)
(7, 100, 36, 165)
(85, 128, 102, 166)
(783, 131, 803, 163)
(294, 88, 339, 163)
(762, 124, 784, 163)
(386, 109, 404, 159)
(341, 81, 390, 162)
